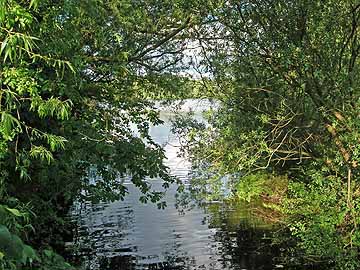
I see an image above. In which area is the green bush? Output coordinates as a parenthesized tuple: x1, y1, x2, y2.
(235, 173, 288, 203)
(281, 170, 360, 269)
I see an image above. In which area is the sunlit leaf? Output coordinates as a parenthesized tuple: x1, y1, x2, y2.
(4, 207, 22, 217)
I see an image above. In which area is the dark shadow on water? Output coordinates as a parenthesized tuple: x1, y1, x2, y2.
(70, 199, 286, 270)
(68, 104, 329, 270)
(68, 191, 331, 270)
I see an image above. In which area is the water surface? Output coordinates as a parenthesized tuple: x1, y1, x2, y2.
(71, 100, 280, 270)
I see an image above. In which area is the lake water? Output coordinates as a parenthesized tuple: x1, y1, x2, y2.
(70, 99, 282, 270)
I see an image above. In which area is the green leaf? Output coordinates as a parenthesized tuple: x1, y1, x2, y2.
(44, 249, 53, 257)
(29, 0, 39, 9)
(5, 207, 22, 217)
(44, 134, 67, 151)
(64, 61, 75, 73)
(22, 245, 37, 264)
(0, 37, 8, 56)
(29, 145, 54, 164)
(1, 112, 22, 140)
(0, 226, 24, 260)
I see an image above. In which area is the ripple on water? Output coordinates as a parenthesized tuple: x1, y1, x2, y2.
(70, 101, 277, 270)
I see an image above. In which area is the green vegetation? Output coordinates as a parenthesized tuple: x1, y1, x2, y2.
(175, 0, 360, 269)
(0, 0, 205, 269)
(234, 173, 288, 203)
(0, 0, 359, 269)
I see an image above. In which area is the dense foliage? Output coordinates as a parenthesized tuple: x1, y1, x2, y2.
(0, 0, 206, 269)
(1, 0, 359, 269)
(176, 0, 360, 268)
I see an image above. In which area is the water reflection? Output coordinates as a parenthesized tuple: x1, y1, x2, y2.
(71, 99, 279, 270)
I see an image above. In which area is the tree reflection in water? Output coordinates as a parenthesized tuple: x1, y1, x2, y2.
(71, 199, 282, 270)
(69, 101, 284, 270)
